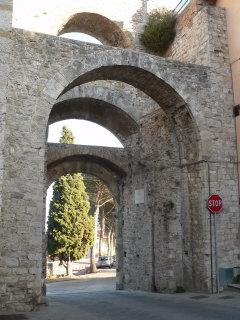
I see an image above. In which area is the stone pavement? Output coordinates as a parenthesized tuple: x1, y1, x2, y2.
(6, 271, 240, 320)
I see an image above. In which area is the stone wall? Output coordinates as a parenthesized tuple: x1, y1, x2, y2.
(12, 0, 151, 49)
(165, 1, 229, 71)
(0, 0, 239, 312)
(0, 0, 13, 310)
(12, 0, 218, 53)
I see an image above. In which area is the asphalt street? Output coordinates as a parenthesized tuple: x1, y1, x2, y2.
(24, 270, 240, 320)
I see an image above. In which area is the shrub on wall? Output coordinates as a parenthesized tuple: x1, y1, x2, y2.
(141, 8, 177, 55)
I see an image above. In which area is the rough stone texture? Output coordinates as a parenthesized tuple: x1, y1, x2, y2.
(57, 12, 134, 49)
(56, 82, 159, 128)
(11, 0, 198, 52)
(47, 143, 128, 175)
(0, 0, 14, 311)
(0, 0, 239, 313)
(46, 143, 128, 200)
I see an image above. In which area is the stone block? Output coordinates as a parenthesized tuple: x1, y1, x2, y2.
(6, 257, 19, 268)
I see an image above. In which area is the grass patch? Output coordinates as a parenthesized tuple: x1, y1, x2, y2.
(175, 286, 186, 293)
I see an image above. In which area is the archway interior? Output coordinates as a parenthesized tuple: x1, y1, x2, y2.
(58, 64, 200, 163)
(58, 12, 130, 48)
(47, 154, 125, 201)
(61, 65, 187, 114)
(48, 98, 139, 144)
(45, 62, 202, 291)
(46, 172, 116, 280)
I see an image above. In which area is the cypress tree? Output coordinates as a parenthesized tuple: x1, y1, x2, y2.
(47, 126, 94, 276)
(59, 125, 75, 144)
(47, 173, 94, 275)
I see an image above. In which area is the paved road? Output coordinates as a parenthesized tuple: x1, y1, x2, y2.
(26, 270, 240, 320)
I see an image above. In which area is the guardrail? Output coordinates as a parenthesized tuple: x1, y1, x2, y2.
(172, 0, 190, 14)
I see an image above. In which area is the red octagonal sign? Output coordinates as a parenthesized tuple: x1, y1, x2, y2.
(208, 194, 223, 213)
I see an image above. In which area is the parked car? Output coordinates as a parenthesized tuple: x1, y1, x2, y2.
(97, 256, 113, 268)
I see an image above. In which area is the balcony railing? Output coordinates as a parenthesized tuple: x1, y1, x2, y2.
(172, 0, 190, 14)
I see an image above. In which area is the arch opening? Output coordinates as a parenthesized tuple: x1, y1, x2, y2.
(58, 12, 132, 49)
(60, 32, 103, 45)
(45, 172, 117, 283)
(48, 97, 139, 144)
(48, 119, 124, 148)
(56, 64, 200, 163)
(47, 154, 126, 202)
(43, 59, 205, 293)
(60, 65, 185, 108)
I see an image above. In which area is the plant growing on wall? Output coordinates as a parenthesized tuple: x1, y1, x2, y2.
(141, 8, 177, 54)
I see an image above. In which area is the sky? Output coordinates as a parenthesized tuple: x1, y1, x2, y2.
(60, 32, 102, 44)
(48, 119, 123, 148)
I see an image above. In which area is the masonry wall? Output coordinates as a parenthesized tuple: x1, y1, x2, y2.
(0, 0, 239, 312)
(0, 0, 14, 309)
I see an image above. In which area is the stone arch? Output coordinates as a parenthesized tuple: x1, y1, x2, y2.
(57, 82, 160, 124)
(47, 155, 125, 203)
(44, 153, 124, 287)
(58, 12, 133, 49)
(41, 51, 208, 292)
(43, 51, 205, 163)
(61, 65, 186, 107)
(48, 97, 139, 143)
(43, 50, 203, 129)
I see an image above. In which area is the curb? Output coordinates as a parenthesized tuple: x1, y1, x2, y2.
(227, 284, 240, 290)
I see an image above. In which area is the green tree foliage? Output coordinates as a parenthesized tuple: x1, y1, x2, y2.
(141, 8, 177, 54)
(47, 173, 94, 268)
(59, 125, 75, 144)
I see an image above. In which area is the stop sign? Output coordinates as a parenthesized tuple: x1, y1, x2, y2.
(208, 194, 223, 213)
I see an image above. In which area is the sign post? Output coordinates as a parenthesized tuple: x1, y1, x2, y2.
(207, 195, 223, 294)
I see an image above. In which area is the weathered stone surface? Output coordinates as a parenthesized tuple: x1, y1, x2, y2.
(47, 143, 128, 177)
(0, 0, 239, 313)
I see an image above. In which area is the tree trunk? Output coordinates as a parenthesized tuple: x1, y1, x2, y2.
(90, 246, 97, 273)
(111, 232, 115, 256)
(63, 260, 72, 277)
(99, 211, 103, 257)
(99, 213, 106, 257)
(67, 260, 72, 277)
(107, 229, 112, 257)
(90, 205, 99, 273)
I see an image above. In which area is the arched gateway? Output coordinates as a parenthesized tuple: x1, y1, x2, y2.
(0, 26, 239, 312)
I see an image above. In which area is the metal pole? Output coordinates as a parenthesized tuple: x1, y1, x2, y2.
(214, 212, 219, 293)
(207, 162, 214, 294)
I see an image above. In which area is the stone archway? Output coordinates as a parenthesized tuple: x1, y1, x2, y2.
(46, 152, 127, 202)
(48, 97, 139, 144)
(58, 12, 134, 49)
(3, 30, 239, 312)
(43, 58, 203, 292)
(45, 149, 127, 289)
